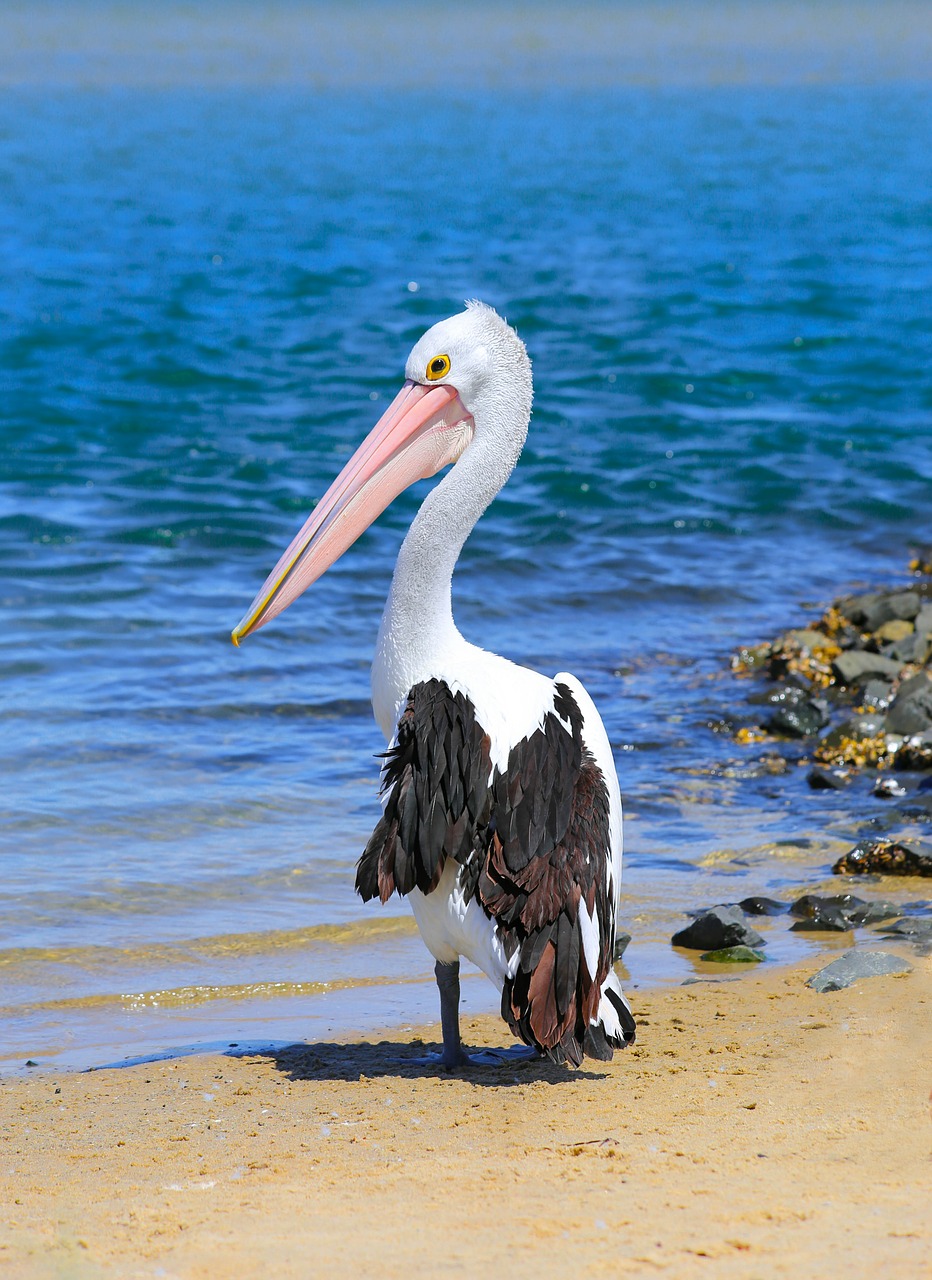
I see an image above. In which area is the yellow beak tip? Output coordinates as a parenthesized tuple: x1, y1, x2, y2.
(231, 629, 242, 647)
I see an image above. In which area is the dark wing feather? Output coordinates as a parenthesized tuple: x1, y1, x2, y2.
(355, 680, 492, 904)
(483, 683, 615, 1068)
(355, 677, 620, 1067)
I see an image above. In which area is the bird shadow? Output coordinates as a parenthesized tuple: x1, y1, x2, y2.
(246, 1038, 610, 1086)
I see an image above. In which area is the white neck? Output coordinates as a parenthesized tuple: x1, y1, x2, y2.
(371, 424, 525, 738)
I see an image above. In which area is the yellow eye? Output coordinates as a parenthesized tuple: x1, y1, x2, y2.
(426, 353, 451, 381)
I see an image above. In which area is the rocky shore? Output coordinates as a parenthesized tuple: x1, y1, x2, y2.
(668, 553, 932, 988)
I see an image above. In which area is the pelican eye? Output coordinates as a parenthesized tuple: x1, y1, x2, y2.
(426, 353, 451, 381)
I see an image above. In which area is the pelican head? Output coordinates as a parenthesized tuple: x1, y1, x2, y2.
(231, 301, 531, 645)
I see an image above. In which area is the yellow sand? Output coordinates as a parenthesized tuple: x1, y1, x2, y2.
(2, 952, 929, 1279)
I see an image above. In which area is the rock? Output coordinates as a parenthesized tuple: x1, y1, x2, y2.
(785, 629, 832, 652)
(873, 776, 907, 799)
(891, 740, 932, 771)
(886, 672, 932, 736)
(831, 651, 903, 686)
(737, 896, 788, 916)
(839, 592, 882, 627)
(700, 945, 765, 963)
(790, 893, 866, 920)
(874, 618, 914, 643)
(846, 900, 901, 925)
(914, 603, 932, 637)
(833, 839, 932, 877)
(790, 909, 852, 932)
(613, 931, 632, 961)
(672, 905, 765, 951)
(767, 688, 830, 738)
(884, 631, 932, 665)
(878, 917, 932, 940)
(840, 591, 920, 632)
(862, 678, 895, 709)
(821, 714, 886, 749)
(883, 591, 922, 623)
(806, 950, 912, 993)
(807, 766, 852, 791)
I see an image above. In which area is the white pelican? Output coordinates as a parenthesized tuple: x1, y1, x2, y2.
(233, 302, 635, 1067)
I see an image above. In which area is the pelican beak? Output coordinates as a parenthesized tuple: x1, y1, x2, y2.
(232, 380, 474, 644)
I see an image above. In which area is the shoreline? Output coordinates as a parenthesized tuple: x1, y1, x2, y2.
(3, 950, 928, 1278)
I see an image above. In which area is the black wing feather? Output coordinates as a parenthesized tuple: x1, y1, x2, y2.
(356, 677, 627, 1065)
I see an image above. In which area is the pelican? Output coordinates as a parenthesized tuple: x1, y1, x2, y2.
(232, 302, 635, 1067)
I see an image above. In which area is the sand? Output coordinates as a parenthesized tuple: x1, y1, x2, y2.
(2, 952, 929, 1280)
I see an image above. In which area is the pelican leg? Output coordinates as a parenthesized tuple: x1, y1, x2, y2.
(435, 960, 469, 1068)
(405, 960, 540, 1069)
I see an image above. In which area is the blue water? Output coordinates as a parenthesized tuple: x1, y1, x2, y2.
(2, 66, 931, 1067)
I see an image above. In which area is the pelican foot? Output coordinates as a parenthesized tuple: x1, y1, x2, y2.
(403, 1048, 470, 1070)
(466, 1045, 541, 1066)
(402, 1044, 540, 1070)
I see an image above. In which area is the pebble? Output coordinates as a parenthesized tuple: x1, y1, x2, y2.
(806, 950, 912, 992)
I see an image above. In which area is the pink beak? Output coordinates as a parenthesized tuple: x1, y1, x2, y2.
(232, 380, 474, 644)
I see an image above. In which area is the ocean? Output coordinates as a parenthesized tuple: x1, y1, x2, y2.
(2, 3, 931, 1070)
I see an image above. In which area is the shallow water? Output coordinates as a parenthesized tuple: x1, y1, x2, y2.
(2, 11, 932, 1070)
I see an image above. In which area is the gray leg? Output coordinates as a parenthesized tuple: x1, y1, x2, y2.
(435, 960, 468, 1068)
(404, 959, 540, 1069)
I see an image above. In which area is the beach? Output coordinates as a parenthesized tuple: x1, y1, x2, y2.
(3, 3, 932, 1273)
(3, 951, 928, 1279)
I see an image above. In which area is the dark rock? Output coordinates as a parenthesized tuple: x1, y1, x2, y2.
(878, 917, 932, 940)
(873, 776, 907, 799)
(820, 715, 886, 750)
(738, 896, 788, 916)
(832, 651, 903, 687)
(838, 591, 920, 632)
(806, 950, 912, 993)
(672, 905, 765, 951)
(767, 688, 830, 738)
(882, 591, 922, 624)
(790, 909, 852, 932)
(833, 840, 932, 877)
(808, 767, 852, 791)
(884, 632, 932, 665)
(861, 591, 921, 631)
(700, 945, 765, 963)
(862, 678, 895, 709)
(892, 741, 932, 771)
(613, 931, 632, 961)
(914, 603, 932, 638)
(790, 893, 866, 920)
(839, 592, 882, 627)
(886, 672, 932, 736)
(846, 901, 901, 925)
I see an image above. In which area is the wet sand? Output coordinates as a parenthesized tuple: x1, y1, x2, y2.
(2, 951, 928, 1279)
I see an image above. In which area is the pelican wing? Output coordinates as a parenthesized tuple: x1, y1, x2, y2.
(356, 678, 628, 1066)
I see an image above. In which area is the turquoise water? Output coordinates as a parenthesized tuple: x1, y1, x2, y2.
(2, 43, 932, 1067)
